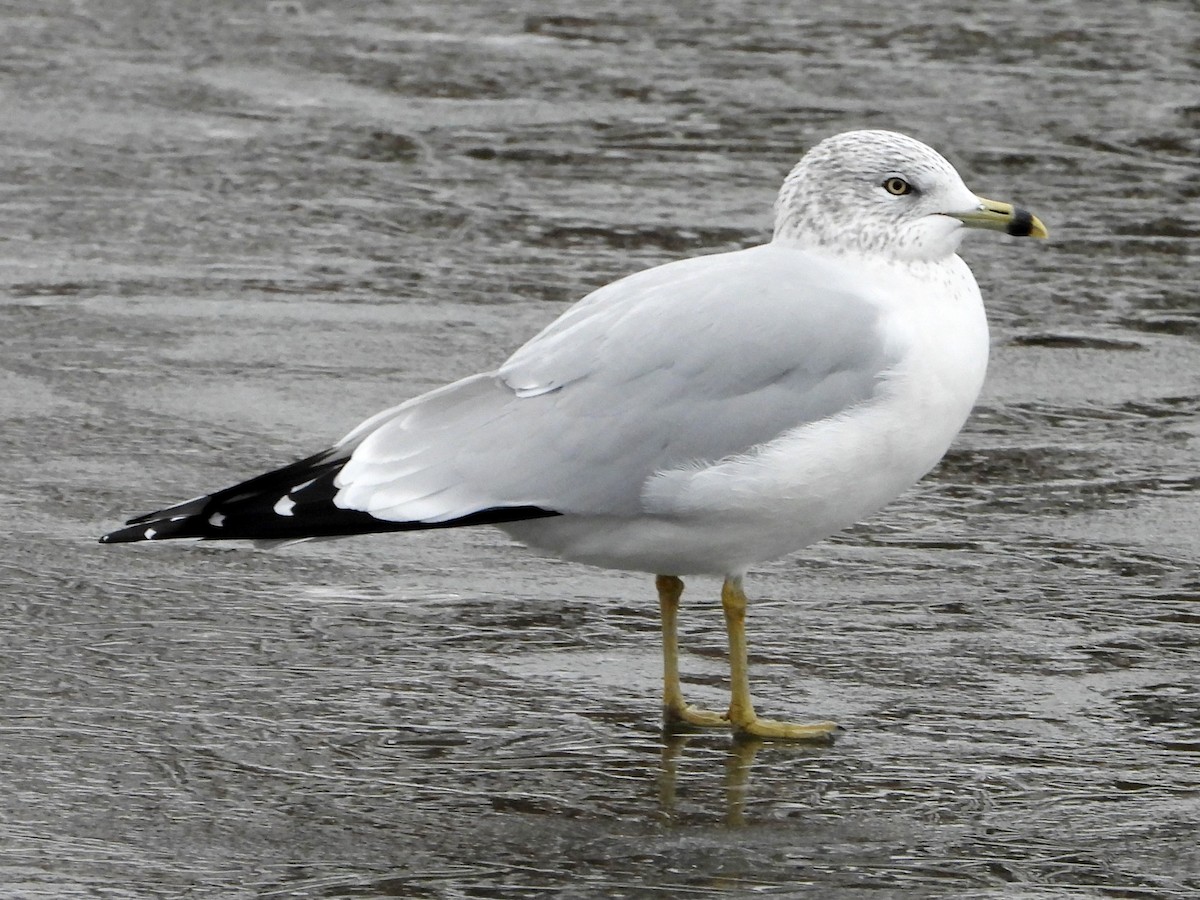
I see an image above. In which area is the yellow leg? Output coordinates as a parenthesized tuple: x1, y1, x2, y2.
(720, 576, 839, 741)
(657, 575, 726, 729)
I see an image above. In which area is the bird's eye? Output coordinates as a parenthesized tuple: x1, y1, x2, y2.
(883, 177, 913, 196)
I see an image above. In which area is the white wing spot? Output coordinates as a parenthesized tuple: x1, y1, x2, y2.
(273, 495, 296, 517)
(144, 528, 157, 540)
(208, 512, 226, 527)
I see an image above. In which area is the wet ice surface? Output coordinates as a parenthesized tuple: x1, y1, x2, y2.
(3, 1, 1199, 897)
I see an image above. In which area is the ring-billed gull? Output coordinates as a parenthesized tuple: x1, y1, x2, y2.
(101, 130, 1046, 740)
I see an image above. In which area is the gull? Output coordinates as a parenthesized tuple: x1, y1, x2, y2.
(101, 130, 1046, 740)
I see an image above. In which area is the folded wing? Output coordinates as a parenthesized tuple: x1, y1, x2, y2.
(101, 243, 895, 543)
(337, 244, 895, 520)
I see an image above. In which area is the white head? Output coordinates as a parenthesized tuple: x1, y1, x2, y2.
(773, 130, 1045, 261)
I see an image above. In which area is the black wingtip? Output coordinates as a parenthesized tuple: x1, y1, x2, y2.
(99, 515, 206, 543)
(99, 503, 561, 544)
(99, 446, 563, 545)
(99, 529, 140, 544)
(100, 527, 149, 544)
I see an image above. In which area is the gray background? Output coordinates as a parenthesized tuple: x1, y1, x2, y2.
(2, 1, 1197, 897)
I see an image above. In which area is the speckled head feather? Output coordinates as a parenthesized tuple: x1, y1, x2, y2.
(773, 130, 981, 261)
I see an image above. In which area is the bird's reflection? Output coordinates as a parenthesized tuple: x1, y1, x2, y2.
(723, 738, 761, 827)
(657, 733, 766, 826)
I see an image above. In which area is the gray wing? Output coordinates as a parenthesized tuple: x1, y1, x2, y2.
(334, 243, 897, 522)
